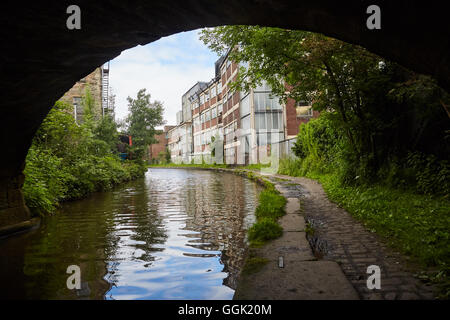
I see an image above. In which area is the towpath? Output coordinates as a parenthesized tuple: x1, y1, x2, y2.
(233, 169, 437, 300)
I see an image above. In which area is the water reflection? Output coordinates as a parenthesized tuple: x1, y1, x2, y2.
(0, 168, 260, 299)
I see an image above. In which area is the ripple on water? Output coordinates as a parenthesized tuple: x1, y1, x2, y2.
(0, 168, 262, 300)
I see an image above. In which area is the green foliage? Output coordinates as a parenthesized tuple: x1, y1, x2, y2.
(279, 156, 450, 293)
(246, 177, 286, 246)
(23, 148, 67, 215)
(248, 218, 283, 245)
(23, 98, 146, 216)
(282, 111, 450, 196)
(94, 115, 119, 153)
(201, 25, 450, 190)
(255, 190, 286, 221)
(201, 24, 450, 297)
(405, 152, 449, 196)
(313, 172, 450, 268)
(125, 89, 165, 159)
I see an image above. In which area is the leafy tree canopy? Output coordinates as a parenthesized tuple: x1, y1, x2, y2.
(200, 26, 449, 163)
(125, 89, 165, 158)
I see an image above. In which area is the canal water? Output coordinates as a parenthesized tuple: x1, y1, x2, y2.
(0, 169, 262, 299)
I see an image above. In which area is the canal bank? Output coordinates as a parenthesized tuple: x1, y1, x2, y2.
(225, 168, 359, 300)
(153, 166, 358, 299)
(0, 168, 262, 299)
(233, 169, 438, 300)
(154, 166, 438, 300)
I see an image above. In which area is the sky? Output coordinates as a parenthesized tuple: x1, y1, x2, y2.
(109, 29, 220, 127)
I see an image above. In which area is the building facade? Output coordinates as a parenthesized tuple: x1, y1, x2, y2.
(168, 122, 193, 164)
(59, 63, 111, 123)
(168, 51, 317, 165)
(148, 125, 175, 163)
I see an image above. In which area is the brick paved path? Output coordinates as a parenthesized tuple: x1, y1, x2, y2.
(264, 173, 437, 300)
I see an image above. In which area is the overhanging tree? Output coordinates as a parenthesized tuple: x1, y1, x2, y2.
(200, 26, 449, 182)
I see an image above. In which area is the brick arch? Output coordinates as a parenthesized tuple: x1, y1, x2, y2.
(0, 0, 449, 231)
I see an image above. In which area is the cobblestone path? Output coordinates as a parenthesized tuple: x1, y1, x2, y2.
(264, 172, 437, 300)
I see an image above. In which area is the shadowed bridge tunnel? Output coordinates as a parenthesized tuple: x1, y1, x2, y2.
(0, 0, 449, 232)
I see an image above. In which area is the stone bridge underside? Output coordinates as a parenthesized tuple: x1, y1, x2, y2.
(0, 0, 449, 231)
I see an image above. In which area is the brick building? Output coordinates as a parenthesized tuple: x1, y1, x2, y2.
(59, 63, 110, 123)
(148, 125, 175, 163)
(168, 50, 318, 165)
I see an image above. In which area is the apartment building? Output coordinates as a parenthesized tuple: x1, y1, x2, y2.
(192, 59, 225, 164)
(168, 51, 316, 165)
(168, 119, 193, 164)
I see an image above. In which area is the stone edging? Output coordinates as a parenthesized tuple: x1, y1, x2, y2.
(0, 217, 40, 239)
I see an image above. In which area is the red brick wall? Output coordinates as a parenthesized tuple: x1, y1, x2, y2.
(285, 97, 319, 136)
(149, 133, 167, 160)
(285, 98, 298, 136)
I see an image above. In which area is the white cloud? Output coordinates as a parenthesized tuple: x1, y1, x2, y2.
(109, 29, 219, 126)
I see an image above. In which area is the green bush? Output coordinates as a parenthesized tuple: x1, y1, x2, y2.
(255, 190, 286, 220)
(248, 218, 283, 244)
(23, 100, 147, 215)
(246, 178, 287, 246)
(406, 152, 450, 196)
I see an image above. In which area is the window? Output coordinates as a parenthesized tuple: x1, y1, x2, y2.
(254, 92, 282, 111)
(272, 112, 282, 130)
(255, 113, 266, 130)
(225, 125, 234, 144)
(73, 96, 82, 109)
(254, 80, 272, 92)
(226, 59, 231, 69)
(255, 112, 283, 131)
(258, 133, 268, 146)
(212, 107, 217, 119)
(296, 100, 310, 107)
(73, 97, 82, 122)
(211, 85, 216, 98)
(206, 90, 210, 101)
(218, 103, 223, 114)
(201, 113, 205, 124)
(296, 101, 313, 117)
(240, 94, 250, 117)
(241, 115, 250, 130)
(194, 115, 200, 127)
(218, 82, 222, 93)
(200, 95, 204, 105)
(240, 89, 249, 100)
(194, 134, 201, 147)
(205, 109, 211, 121)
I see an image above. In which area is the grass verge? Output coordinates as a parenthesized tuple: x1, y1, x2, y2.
(241, 171, 287, 247)
(279, 157, 450, 298)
